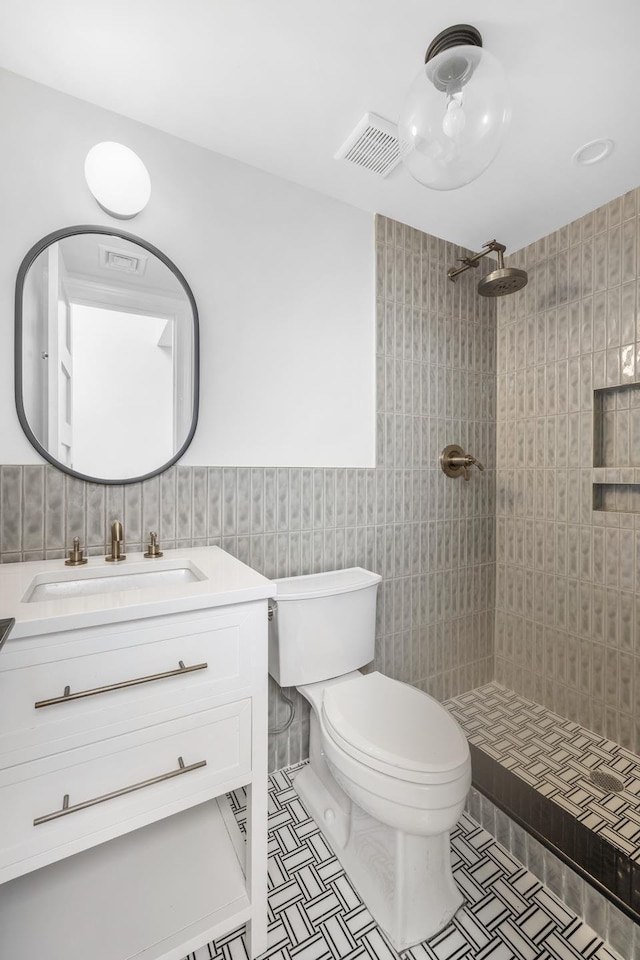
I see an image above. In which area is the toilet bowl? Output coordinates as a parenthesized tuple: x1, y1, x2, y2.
(269, 569, 471, 949)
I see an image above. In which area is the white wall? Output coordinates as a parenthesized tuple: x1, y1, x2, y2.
(0, 69, 375, 468)
(20, 252, 47, 441)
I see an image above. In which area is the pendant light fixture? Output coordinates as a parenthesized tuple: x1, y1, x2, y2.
(398, 24, 511, 191)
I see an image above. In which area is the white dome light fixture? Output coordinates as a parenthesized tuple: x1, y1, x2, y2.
(398, 24, 511, 191)
(84, 142, 151, 219)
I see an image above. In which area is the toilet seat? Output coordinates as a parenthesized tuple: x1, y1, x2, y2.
(321, 672, 469, 785)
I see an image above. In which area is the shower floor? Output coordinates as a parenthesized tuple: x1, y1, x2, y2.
(445, 683, 640, 921)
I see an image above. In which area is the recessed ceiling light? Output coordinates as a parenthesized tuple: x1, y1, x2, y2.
(572, 139, 614, 166)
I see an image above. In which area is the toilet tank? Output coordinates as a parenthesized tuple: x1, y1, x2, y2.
(269, 567, 381, 687)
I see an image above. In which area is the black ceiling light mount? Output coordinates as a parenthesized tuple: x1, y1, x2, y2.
(424, 24, 483, 92)
(425, 24, 482, 63)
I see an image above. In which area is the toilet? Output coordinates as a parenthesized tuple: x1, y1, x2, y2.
(269, 567, 471, 950)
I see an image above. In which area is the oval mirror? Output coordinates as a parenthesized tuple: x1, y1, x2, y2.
(15, 226, 199, 484)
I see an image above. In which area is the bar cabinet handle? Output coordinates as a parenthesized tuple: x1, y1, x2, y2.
(34, 756, 207, 825)
(35, 660, 208, 709)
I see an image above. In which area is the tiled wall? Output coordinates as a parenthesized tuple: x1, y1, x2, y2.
(0, 215, 496, 771)
(495, 187, 640, 752)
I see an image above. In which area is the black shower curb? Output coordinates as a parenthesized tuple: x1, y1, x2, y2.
(470, 742, 640, 924)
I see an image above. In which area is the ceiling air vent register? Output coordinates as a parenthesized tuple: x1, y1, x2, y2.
(98, 244, 148, 275)
(335, 112, 403, 178)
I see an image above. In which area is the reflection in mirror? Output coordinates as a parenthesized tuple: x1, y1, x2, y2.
(16, 228, 199, 483)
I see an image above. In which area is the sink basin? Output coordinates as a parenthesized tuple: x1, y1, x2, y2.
(23, 559, 207, 603)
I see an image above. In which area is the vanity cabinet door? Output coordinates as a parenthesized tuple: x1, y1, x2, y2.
(0, 602, 265, 765)
(0, 698, 251, 884)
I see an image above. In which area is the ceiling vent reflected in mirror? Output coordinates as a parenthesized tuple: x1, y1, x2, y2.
(98, 244, 148, 275)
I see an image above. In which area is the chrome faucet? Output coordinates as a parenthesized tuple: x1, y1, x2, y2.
(105, 520, 126, 562)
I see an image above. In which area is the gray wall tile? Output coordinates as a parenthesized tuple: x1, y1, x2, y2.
(496, 187, 640, 748)
(1, 466, 22, 555)
(22, 465, 44, 553)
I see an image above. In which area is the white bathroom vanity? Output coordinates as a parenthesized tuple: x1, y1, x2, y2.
(0, 546, 271, 960)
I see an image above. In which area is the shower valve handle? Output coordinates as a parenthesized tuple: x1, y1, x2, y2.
(451, 454, 484, 481)
(459, 455, 485, 481)
(440, 445, 485, 481)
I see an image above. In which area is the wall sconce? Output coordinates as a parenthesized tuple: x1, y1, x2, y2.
(84, 142, 151, 219)
(398, 24, 510, 191)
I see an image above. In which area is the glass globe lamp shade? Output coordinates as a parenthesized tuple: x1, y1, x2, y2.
(84, 142, 151, 219)
(398, 44, 510, 191)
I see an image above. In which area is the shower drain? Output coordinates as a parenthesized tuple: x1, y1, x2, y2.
(589, 769, 625, 793)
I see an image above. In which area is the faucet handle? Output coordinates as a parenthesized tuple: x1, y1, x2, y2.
(460, 454, 484, 481)
(464, 454, 484, 474)
(144, 532, 164, 559)
(65, 536, 88, 567)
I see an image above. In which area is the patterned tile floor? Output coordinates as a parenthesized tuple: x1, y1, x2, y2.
(183, 763, 621, 960)
(445, 683, 640, 863)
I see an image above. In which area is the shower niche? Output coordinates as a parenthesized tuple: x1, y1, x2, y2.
(592, 382, 640, 512)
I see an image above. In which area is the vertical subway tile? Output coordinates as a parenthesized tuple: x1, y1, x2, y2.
(1, 466, 22, 555)
(251, 468, 264, 534)
(66, 475, 87, 545)
(288, 468, 301, 531)
(44, 465, 65, 551)
(124, 482, 143, 546)
(300, 529, 312, 574)
(22, 465, 44, 553)
(276, 532, 289, 577)
(192, 466, 208, 540)
(142, 475, 161, 542)
(262, 533, 278, 580)
(207, 467, 222, 538)
(250, 534, 265, 575)
(86, 478, 105, 549)
(324, 469, 336, 529)
(159, 468, 177, 542)
(264, 468, 277, 534)
(301, 469, 313, 529)
(276, 468, 289, 533)
(236, 535, 250, 566)
(237, 467, 250, 535)
(222, 467, 237, 537)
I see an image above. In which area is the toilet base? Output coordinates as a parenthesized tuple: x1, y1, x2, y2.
(294, 763, 463, 950)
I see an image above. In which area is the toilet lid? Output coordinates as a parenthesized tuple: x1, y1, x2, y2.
(322, 672, 469, 780)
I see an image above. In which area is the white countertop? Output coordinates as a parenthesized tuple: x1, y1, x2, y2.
(0, 546, 274, 638)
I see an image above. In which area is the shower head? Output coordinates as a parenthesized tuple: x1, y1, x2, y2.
(447, 238, 527, 297)
(477, 265, 528, 297)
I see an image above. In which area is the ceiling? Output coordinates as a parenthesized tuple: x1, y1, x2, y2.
(1, 1, 639, 252)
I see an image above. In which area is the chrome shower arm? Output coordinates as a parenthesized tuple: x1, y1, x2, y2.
(447, 239, 504, 281)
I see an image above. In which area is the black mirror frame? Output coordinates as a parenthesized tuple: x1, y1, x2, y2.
(15, 225, 200, 486)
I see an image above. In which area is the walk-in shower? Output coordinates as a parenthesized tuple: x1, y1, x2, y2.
(447, 239, 528, 296)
